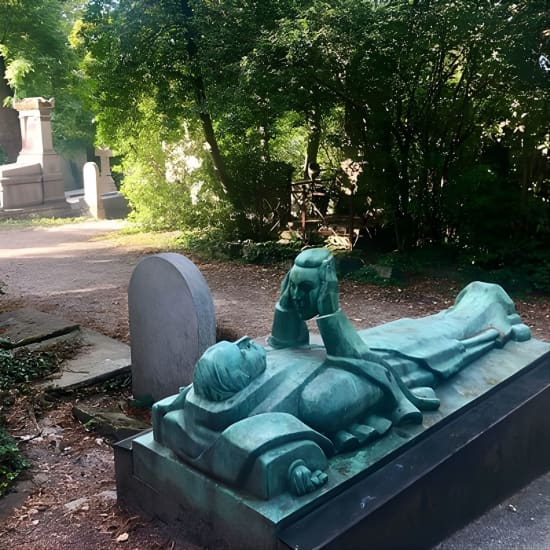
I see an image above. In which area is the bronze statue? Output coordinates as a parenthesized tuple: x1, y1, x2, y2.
(153, 248, 531, 499)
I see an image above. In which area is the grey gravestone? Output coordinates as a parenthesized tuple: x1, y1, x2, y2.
(83, 161, 104, 219)
(128, 253, 216, 402)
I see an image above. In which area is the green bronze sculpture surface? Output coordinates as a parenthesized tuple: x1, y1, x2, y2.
(152, 248, 531, 500)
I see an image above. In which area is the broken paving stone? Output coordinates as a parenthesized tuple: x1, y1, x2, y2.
(0, 308, 79, 349)
(39, 328, 130, 392)
(72, 404, 151, 441)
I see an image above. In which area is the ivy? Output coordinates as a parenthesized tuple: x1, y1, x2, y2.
(0, 337, 83, 497)
(0, 428, 29, 497)
(0, 349, 57, 392)
(0, 335, 83, 393)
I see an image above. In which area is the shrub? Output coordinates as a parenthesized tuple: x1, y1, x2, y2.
(0, 428, 29, 496)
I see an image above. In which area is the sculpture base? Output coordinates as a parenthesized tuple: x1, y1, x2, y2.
(115, 340, 550, 549)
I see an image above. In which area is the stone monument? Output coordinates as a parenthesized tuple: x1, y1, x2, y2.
(81, 147, 129, 219)
(95, 147, 117, 194)
(83, 161, 104, 219)
(0, 97, 64, 209)
(116, 248, 550, 549)
(128, 253, 216, 404)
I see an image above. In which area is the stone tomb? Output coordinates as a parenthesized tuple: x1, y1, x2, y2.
(0, 98, 65, 209)
(118, 249, 550, 549)
(128, 253, 216, 403)
(115, 333, 550, 549)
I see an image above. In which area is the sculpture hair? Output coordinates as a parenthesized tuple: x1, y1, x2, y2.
(294, 248, 334, 271)
(193, 341, 260, 402)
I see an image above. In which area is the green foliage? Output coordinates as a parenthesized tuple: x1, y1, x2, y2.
(0, 0, 94, 157)
(0, 334, 84, 494)
(175, 228, 238, 260)
(79, 0, 550, 278)
(175, 230, 303, 265)
(240, 240, 302, 265)
(104, 95, 230, 233)
(0, 0, 68, 98)
(2, 57, 33, 96)
(0, 428, 29, 497)
(345, 265, 395, 287)
(0, 335, 82, 392)
(0, 349, 57, 392)
(464, 240, 550, 293)
(99, 373, 131, 393)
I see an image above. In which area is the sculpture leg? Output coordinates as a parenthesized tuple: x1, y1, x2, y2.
(354, 361, 435, 424)
(300, 368, 383, 434)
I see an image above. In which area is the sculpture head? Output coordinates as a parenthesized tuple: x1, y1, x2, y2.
(288, 248, 337, 320)
(193, 337, 267, 401)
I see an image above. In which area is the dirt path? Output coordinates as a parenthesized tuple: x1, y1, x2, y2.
(1, 220, 549, 550)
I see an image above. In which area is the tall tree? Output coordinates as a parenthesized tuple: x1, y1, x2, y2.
(81, 0, 231, 194)
(0, 0, 87, 160)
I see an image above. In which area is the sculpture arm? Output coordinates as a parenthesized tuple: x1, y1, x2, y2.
(152, 386, 191, 443)
(268, 303, 309, 348)
(316, 309, 370, 359)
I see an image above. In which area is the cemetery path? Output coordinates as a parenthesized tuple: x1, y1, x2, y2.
(1, 220, 549, 345)
(0, 220, 549, 549)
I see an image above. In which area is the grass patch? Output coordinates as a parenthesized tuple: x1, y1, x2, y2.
(99, 226, 183, 251)
(0, 216, 91, 230)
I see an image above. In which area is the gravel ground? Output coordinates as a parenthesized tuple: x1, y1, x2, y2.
(0, 220, 549, 550)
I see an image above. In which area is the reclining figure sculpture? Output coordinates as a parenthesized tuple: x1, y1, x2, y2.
(152, 248, 531, 500)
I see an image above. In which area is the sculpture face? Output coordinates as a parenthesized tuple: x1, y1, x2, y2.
(235, 336, 267, 379)
(289, 265, 321, 320)
(193, 338, 266, 401)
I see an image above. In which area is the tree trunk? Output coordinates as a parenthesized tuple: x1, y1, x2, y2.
(0, 53, 21, 163)
(180, 0, 230, 196)
(303, 108, 321, 179)
(195, 94, 230, 195)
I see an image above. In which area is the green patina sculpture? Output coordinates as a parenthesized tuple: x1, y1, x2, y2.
(153, 248, 531, 500)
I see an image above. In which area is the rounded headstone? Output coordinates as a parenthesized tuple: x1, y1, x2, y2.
(128, 253, 216, 402)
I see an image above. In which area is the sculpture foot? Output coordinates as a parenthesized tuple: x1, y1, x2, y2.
(288, 459, 328, 496)
(331, 430, 359, 453)
(410, 387, 440, 410)
(392, 399, 422, 426)
(510, 322, 531, 342)
(364, 414, 393, 436)
(348, 423, 377, 445)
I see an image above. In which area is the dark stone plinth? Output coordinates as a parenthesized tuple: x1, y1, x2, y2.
(101, 192, 130, 219)
(279, 350, 550, 550)
(114, 341, 550, 550)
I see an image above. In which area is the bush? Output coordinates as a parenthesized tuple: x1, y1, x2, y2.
(240, 240, 302, 264)
(0, 428, 29, 496)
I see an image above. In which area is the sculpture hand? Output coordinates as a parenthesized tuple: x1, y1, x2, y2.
(317, 259, 339, 316)
(278, 271, 294, 311)
(288, 460, 328, 496)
